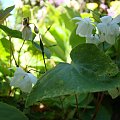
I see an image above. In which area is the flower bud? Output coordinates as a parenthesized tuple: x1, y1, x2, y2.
(34, 25, 39, 34)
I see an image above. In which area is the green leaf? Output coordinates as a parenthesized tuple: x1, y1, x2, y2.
(108, 88, 120, 99)
(60, 7, 79, 31)
(0, 60, 11, 76)
(0, 102, 28, 120)
(0, 24, 22, 39)
(0, 38, 14, 52)
(71, 44, 118, 77)
(92, 10, 101, 23)
(48, 24, 70, 61)
(95, 106, 111, 120)
(69, 26, 86, 48)
(26, 44, 120, 107)
(0, 5, 15, 24)
(22, 5, 31, 18)
(0, 24, 36, 40)
(32, 41, 51, 59)
(0, 38, 10, 61)
(63, 94, 93, 108)
(43, 36, 67, 61)
(0, 81, 10, 96)
(82, 106, 111, 120)
(50, 25, 66, 52)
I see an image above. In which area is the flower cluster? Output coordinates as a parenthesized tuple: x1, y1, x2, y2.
(10, 67, 37, 93)
(74, 15, 120, 45)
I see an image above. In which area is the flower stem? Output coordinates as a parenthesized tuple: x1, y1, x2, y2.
(91, 93, 104, 120)
(39, 34, 47, 72)
(75, 94, 81, 119)
(18, 40, 25, 66)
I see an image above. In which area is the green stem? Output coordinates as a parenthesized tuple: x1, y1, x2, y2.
(42, 51, 47, 72)
(91, 93, 104, 120)
(82, 93, 90, 113)
(39, 34, 47, 72)
(102, 42, 105, 52)
(75, 94, 80, 119)
(9, 36, 12, 68)
(59, 97, 65, 120)
(18, 40, 25, 66)
(9, 36, 18, 67)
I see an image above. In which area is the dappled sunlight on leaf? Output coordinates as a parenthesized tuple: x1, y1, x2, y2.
(26, 44, 120, 106)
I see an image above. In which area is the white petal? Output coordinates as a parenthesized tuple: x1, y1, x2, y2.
(97, 23, 107, 34)
(72, 17, 82, 21)
(105, 24, 119, 45)
(10, 67, 37, 93)
(10, 67, 26, 87)
(97, 22, 120, 45)
(86, 34, 100, 45)
(112, 14, 120, 24)
(105, 35, 116, 45)
(18, 75, 32, 93)
(100, 16, 112, 24)
(76, 20, 94, 37)
(99, 33, 106, 42)
(22, 26, 32, 40)
(83, 18, 92, 22)
(18, 73, 37, 93)
(27, 73, 37, 84)
(109, 24, 119, 35)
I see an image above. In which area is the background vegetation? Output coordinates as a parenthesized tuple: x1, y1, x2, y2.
(0, 0, 120, 120)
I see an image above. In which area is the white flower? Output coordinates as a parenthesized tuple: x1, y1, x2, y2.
(97, 15, 120, 45)
(73, 17, 95, 37)
(10, 67, 37, 93)
(86, 34, 100, 45)
(22, 26, 32, 40)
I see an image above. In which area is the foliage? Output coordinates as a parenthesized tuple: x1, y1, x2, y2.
(0, 102, 28, 120)
(0, 5, 15, 24)
(1, 1, 120, 120)
(26, 43, 119, 106)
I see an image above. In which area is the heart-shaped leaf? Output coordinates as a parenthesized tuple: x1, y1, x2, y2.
(26, 44, 120, 107)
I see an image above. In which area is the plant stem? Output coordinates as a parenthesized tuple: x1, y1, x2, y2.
(91, 93, 104, 120)
(59, 97, 64, 111)
(9, 36, 18, 67)
(75, 94, 80, 119)
(82, 93, 90, 113)
(37, 26, 52, 72)
(42, 52, 47, 72)
(9, 36, 12, 68)
(39, 34, 47, 72)
(102, 42, 105, 52)
(18, 40, 25, 66)
(59, 97, 65, 120)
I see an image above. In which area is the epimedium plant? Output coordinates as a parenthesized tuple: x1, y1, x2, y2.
(73, 14, 120, 45)
(26, 12, 120, 120)
(0, 4, 78, 120)
(1, 3, 120, 120)
(0, 5, 48, 120)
